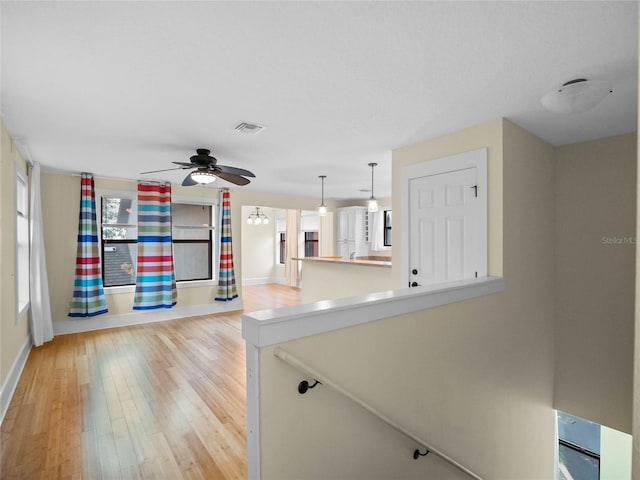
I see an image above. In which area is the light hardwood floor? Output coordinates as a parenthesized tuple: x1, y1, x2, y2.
(1, 284, 301, 480)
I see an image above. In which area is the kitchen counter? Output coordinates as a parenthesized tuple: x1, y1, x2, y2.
(293, 256, 391, 268)
(294, 256, 394, 303)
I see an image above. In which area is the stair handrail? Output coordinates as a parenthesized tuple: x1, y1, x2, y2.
(274, 347, 483, 480)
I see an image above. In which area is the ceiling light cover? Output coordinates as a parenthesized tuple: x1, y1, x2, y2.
(541, 78, 613, 114)
(190, 171, 216, 184)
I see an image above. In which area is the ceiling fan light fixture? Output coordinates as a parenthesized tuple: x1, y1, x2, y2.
(541, 78, 613, 114)
(190, 171, 216, 184)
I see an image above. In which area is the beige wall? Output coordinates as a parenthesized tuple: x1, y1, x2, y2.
(320, 212, 334, 257)
(40, 174, 333, 322)
(257, 119, 558, 478)
(634, 68, 640, 474)
(240, 206, 335, 283)
(41, 174, 224, 322)
(299, 261, 393, 303)
(554, 133, 636, 433)
(391, 119, 504, 287)
(232, 191, 340, 296)
(241, 205, 279, 282)
(0, 121, 31, 386)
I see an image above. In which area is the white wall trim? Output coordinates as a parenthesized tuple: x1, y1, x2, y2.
(242, 276, 503, 348)
(242, 277, 287, 286)
(0, 336, 32, 425)
(53, 300, 243, 335)
(246, 344, 261, 480)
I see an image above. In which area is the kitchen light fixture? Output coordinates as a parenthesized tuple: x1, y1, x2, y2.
(190, 171, 216, 184)
(367, 163, 378, 213)
(318, 175, 327, 217)
(246, 206, 269, 225)
(541, 78, 613, 114)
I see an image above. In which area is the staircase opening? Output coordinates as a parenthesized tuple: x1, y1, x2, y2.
(557, 411, 631, 480)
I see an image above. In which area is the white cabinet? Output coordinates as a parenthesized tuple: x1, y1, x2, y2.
(336, 207, 369, 259)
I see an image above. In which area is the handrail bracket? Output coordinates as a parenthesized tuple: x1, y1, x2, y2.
(298, 379, 321, 394)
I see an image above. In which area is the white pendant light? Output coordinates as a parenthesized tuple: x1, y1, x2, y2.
(367, 162, 378, 213)
(190, 171, 217, 184)
(541, 78, 613, 114)
(318, 175, 327, 217)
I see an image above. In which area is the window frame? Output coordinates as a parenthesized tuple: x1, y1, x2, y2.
(304, 231, 319, 257)
(16, 168, 30, 318)
(275, 215, 286, 265)
(171, 202, 215, 282)
(101, 194, 138, 288)
(383, 209, 392, 247)
(97, 189, 217, 293)
(278, 232, 286, 264)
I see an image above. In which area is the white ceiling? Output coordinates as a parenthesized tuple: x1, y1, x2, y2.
(1, 1, 637, 201)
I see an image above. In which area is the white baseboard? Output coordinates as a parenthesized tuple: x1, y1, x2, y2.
(53, 300, 244, 336)
(243, 277, 287, 286)
(0, 336, 32, 426)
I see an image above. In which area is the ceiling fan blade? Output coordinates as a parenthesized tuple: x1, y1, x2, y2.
(215, 171, 251, 186)
(140, 167, 186, 174)
(215, 164, 256, 178)
(172, 162, 196, 168)
(181, 173, 199, 186)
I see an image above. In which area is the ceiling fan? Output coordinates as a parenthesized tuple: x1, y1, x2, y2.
(140, 148, 255, 186)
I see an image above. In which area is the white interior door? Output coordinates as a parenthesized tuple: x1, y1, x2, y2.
(408, 167, 481, 287)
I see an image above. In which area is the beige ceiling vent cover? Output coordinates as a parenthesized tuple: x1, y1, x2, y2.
(235, 122, 266, 135)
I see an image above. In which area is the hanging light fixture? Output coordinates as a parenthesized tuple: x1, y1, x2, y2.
(190, 171, 216, 184)
(246, 206, 269, 225)
(318, 175, 327, 217)
(367, 162, 378, 213)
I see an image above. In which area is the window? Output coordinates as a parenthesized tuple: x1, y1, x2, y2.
(276, 215, 286, 264)
(101, 195, 137, 287)
(300, 211, 320, 258)
(16, 169, 29, 315)
(558, 411, 600, 480)
(383, 210, 392, 247)
(100, 193, 215, 287)
(279, 232, 286, 264)
(304, 231, 319, 257)
(172, 203, 213, 282)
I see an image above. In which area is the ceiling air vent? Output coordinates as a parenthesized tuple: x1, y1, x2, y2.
(235, 122, 266, 135)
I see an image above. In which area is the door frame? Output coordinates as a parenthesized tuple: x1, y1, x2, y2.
(401, 148, 488, 288)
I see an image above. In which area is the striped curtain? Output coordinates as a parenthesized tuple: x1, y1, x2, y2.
(132, 182, 177, 310)
(215, 189, 238, 302)
(68, 173, 108, 317)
